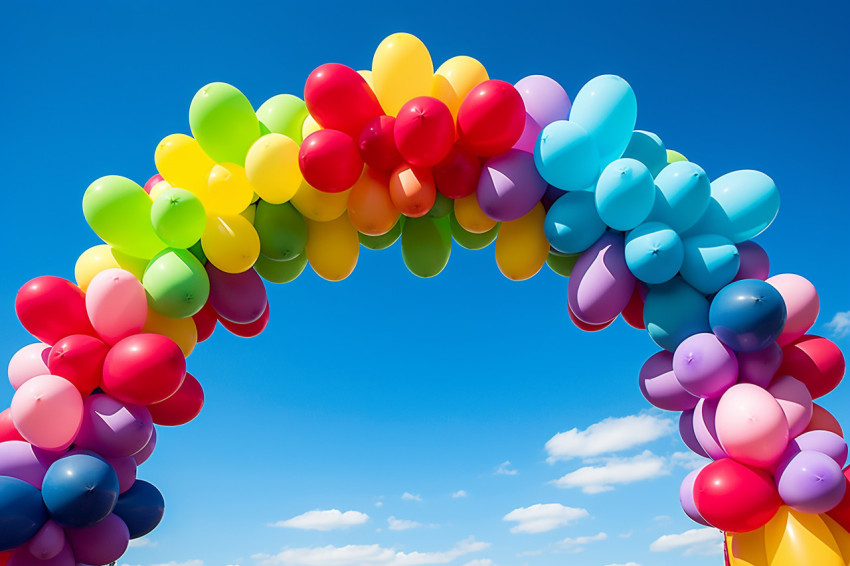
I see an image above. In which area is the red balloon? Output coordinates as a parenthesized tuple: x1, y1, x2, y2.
(304, 63, 384, 138)
(393, 96, 455, 167)
(102, 333, 186, 406)
(0, 550, 11, 566)
(47, 334, 109, 396)
(219, 301, 270, 338)
(568, 305, 614, 332)
(827, 467, 850, 531)
(147, 372, 204, 426)
(15, 276, 96, 345)
(433, 145, 482, 199)
(0, 408, 24, 442)
(359, 116, 402, 173)
(192, 302, 218, 342)
(621, 286, 646, 329)
(299, 129, 363, 193)
(802, 403, 844, 436)
(778, 335, 845, 399)
(693, 459, 781, 532)
(457, 80, 526, 157)
(143, 174, 164, 193)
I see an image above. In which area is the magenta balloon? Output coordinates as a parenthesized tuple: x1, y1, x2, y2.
(693, 397, 728, 460)
(66, 513, 130, 565)
(638, 351, 699, 411)
(74, 394, 153, 458)
(513, 75, 571, 152)
(736, 342, 783, 388)
(568, 232, 636, 325)
(28, 520, 66, 560)
(679, 467, 712, 526)
(476, 149, 548, 222)
(672, 333, 738, 399)
(107, 456, 137, 494)
(9, 541, 74, 566)
(768, 374, 813, 437)
(8, 343, 50, 390)
(733, 240, 770, 281)
(206, 265, 267, 324)
(679, 409, 709, 458)
(777, 450, 846, 514)
(133, 427, 157, 465)
(0, 440, 50, 488)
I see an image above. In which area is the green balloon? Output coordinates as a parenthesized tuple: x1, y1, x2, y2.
(189, 82, 260, 165)
(143, 248, 210, 318)
(546, 251, 580, 277)
(256, 94, 308, 144)
(254, 252, 307, 284)
(427, 192, 453, 218)
(259, 121, 272, 136)
(150, 188, 207, 249)
(188, 240, 207, 265)
(83, 175, 167, 259)
(253, 201, 307, 260)
(401, 216, 452, 278)
(358, 219, 403, 250)
(449, 213, 499, 250)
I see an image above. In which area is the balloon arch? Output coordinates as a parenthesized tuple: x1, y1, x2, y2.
(0, 33, 848, 566)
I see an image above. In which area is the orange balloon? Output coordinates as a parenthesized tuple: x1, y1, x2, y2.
(454, 192, 498, 234)
(389, 164, 436, 218)
(348, 168, 400, 236)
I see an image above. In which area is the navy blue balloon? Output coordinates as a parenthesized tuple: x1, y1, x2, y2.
(0, 475, 47, 551)
(709, 279, 787, 352)
(114, 479, 165, 538)
(41, 453, 119, 528)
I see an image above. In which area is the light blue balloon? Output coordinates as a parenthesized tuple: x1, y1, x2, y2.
(685, 170, 779, 243)
(680, 234, 740, 295)
(644, 277, 711, 352)
(568, 75, 637, 164)
(648, 161, 710, 233)
(534, 120, 601, 191)
(595, 158, 655, 231)
(544, 191, 606, 254)
(625, 221, 683, 284)
(622, 130, 667, 177)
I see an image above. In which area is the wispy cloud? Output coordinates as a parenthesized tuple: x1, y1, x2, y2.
(495, 461, 517, 476)
(452, 490, 468, 499)
(127, 537, 157, 548)
(826, 311, 850, 338)
(461, 560, 494, 566)
(545, 415, 674, 462)
(388, 516, 421, 531)
(671, 451, 708, 471)
(605, 562, 641, 566)
(650, 528, 724, 555)
(402, 492, 423, 502)
(270, 509, 369, 531)
(556, 532, 607, 552)
(502, 504, 589, 534)
(552, 451, 669, 493)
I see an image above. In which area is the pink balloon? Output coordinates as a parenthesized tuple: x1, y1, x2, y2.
(767, 273, 819, 347)
(107, 455, 138, 494)
(11, 375, 83, 451)
(733, 241, 770, 281)
(66, 513, 129, 565)
(85, 268, 147, 344)
(133, 427, 157, 465)
(74, 394, 153, 458)
(8, 540, 74, 566)
(768, 374, 813, 437)
(679, 409, 710, 458)
(8, 343, 51, 390)
(736, 342, 783, 388)
(568, 232, 636, 325)
(638, 351, 699, 411)
(28, 520, 66, 560)
(693, 398, 728, 460)
(715, 383, 790, 468)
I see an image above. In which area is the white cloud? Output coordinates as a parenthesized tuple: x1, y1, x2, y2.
(545, 415, 674, 462)
(556, 532, 607, 550)
(402, 492, 423, 502)
(461, 560, 493, 566)
(127, 537, 157, 548)
(388, 516, 421, 531)
(826, 311, 850, 338)
(148, 562, 204, 566)
(650, 527, 724, 556)
(653, 515, 671, 522)
(605, 562, 641, 566)
(376, 501, 384, 507)
(502, 504, 589, 534)
(671, 451, 708, 471)
(552, 451, 669, 494)
(452, 490, 468, 499)
(495, 461, 517, 476)
(270, 509, 369, 531)
(253, 537, 490, 566)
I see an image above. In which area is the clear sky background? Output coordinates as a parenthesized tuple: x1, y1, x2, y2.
(1, 2, 849, 566)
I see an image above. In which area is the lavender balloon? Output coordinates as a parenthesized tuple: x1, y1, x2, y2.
(476, 149, 548, 222)
(513, 75, 571, 153)
(568, 232, 636, 325)
(207, 265, 267, 324)
(692, 397, 728, 460)
(733, 240, 770, 281)
(74, 394, 153, 458)
(736, 342, 783, 388)
(679, 409, 709, 458)
(777, 450, 846, 514)
(0, 440, 52, 488)
(777, 430, 848, 473)
(679, 468, 711, 526)
(673, 333, 738, 398)
(66, 513, 130, 565)
(638, 351, 699, 411)
(28, 520, 65, 560)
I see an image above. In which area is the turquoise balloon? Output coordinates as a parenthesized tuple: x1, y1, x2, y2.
(568, 75, 637, 164)
(534, 120, 601, 191)
(143, 248, 210, 318)
(544, 191, 606, 254)
(643, 277, 711, 352)
(625, 221, 683, 284)
(685, 170, 779, 243)
(680, 234, 740, 295)
(254, 253, 307, 284)
(595, 158, 655, 231)
(622, 130, 666, 177)
(256, 94, 308, 144)
(189, 82, 260, 166)
(649, 161, 711, 233)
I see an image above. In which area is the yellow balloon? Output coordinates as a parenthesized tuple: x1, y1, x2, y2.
(305, 214, 359, 281)
(431, 56, 489, 118)
(205, 163, 255, 216)
(667, 149, 688, 163)
(148, 179, 173, 201)
(495, 204, 549, 281)
(291, 179, 351, 222)
(244, 134, 302, 204)
(765, 507, 843, 566)
(371, 32, 433, 116)
(74, 244, 149, 291)
(821, 515, 850, 565)
(201, 214, 260, 273)
(142, 307, 197, 357)
(454, 193, 498, 234)
(358, 70, 374, 89)
(728, 528, 768, 566)
(302, 114, 322, 139)
(154, 134, 216, 195)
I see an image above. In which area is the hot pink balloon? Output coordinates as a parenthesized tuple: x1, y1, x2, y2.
(66, 513, 130, 565)
(736, 342, 783, 388)
(768, 374, 813, 437)
(673, 333, 738, 398)
(679, 409, 709, 458)
(74, 394, 153, 458)
(568, 232, 636, 325)
(85, 268, 147, 344)
(767, 273, 819, 346)
(8, 343, 50, 390)
(692, 397, 728, 460)
(638, 351, 699, 411)
(11, 375, 83, 451)
(732, 240, 769, 281)
(28, 520, 66, 560)
(8, 540, 74, 566)
(715, 383, 790, 468)
(107, 455, 138, 494)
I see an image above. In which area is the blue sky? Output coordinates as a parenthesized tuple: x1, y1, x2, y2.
(1, 2, 849, 566)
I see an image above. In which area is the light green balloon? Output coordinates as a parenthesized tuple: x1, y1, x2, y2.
(358, 219, 403, 250)
(254, 253, 307, 284)
(253, 201, 307, 260)
(188, 240, 207, 265)
(546, 251, 580, 277)
(256, 94, 308, 144)
(151, 188, 207, 249)
(449, 213, 498, 250)
(143, 248, 210, 318)
(189, 82, 260, 165)
(83, 175, 167, 259)
(401, 216, 452, 278)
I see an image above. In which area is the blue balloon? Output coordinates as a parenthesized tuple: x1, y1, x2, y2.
(680, 234, 740, 295)
(644, 277, 711, 352)
(544, 191, 606, 254)
(568, 75, 637, 164)
(622, 130, 667, 177)
(595, 158, 656, 230)
(0, 476, 47, 551)
(534, 120, 601, 191)
(114, 480, 165, 539)
(42, 453, 119, 528)
(625, 221, 683, 284)
(709, 279, 787, 352)
(648, 161, 710, 233)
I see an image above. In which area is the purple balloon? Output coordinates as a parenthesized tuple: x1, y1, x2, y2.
(476, 149, 548, 222)
(541, 185, 566, 211)
(733, 241, 770, 281)
(736, 342, 783, 388)
(513, 75, 571, 153)
(638, 351, 699, 411)
(777, 450, 846, 514)
(107, 456, 137, 494)
(693, 397, 728, 460)
(679, 409, 709, 458)
(28, 520, 66, 560)
(133, 427, 156, 465)
(679, 468, 711, 526)
(673, 333, 738, 398)
(568, 232, 636, 325)
(66, 513, 130, 565)
(9, 541, 74, 566)
(74, 394, 153, 458)
(0, 440, 51, 488)
(207, 265, 267, 324)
